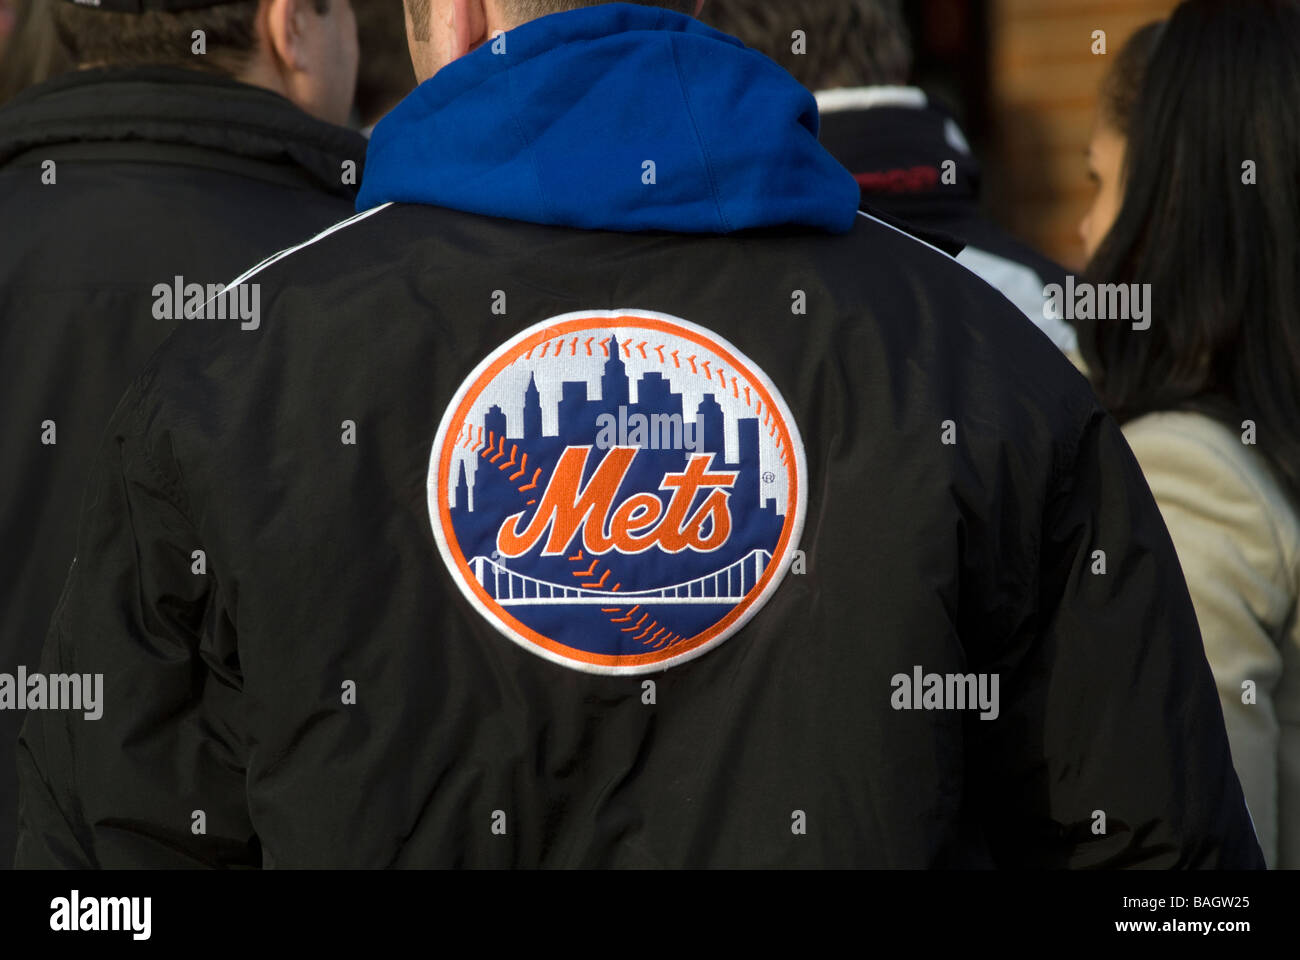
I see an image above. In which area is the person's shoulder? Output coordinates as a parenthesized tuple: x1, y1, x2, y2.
(1124, 410, 1280, 492)
(1123, 410, 1300, 581)
(846, 208, 1064, 334)
(947, 213, 1070, 288)
(844, 208, 1099, 421)
(219, 202, 402, 288)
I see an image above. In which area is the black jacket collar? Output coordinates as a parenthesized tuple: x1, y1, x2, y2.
(0, 65, 365, 197)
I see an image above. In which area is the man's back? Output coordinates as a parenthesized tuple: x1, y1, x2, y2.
(0, 64, 365, 865)
(17, 200, 1261, 867)
(15, 3, 1262, 868)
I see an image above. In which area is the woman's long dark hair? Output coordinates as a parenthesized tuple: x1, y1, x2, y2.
(1080, 0, 1300, 504)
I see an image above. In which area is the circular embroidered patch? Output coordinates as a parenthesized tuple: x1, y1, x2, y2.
(428, 310, 806, 675)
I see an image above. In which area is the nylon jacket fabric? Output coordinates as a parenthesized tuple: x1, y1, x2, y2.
(0, 64, 365, 866)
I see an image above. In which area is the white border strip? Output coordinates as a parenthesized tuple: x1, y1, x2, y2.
(815, 85, 927, 115)
(215, 202, 394, 300)
(856, 210, 959, 262)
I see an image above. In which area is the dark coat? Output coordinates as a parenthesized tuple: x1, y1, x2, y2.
(0, 65, 365, 866)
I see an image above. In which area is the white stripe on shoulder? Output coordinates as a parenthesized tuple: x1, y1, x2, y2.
(815, 86, 927, 115)
(221, 201, 394, 294)
(856, 209, 959, 262)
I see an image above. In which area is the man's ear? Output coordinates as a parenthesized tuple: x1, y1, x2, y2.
(262, 0, 310, 73)
(447, 0, 489, 60)
(694, 0, 706, 16)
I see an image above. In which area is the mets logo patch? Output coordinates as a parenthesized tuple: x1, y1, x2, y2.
(428, 310, 807, 675)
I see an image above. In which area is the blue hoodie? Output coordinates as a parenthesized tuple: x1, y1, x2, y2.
(356, 3, 860, 235)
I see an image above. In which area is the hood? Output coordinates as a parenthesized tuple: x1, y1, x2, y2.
(0, 66, 366, 198)
(357, 3, 860, 234)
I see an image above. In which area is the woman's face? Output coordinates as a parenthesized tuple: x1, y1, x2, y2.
(1079, 120, 1128, 263)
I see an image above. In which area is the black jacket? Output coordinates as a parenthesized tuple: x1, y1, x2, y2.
(0, 65, 365, 866)
(15, 7, 1262, 868)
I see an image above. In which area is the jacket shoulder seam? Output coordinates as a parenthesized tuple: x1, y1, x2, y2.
(212, 202, 394, 300)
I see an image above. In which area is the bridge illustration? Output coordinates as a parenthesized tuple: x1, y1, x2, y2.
(469, 550, 772, 605)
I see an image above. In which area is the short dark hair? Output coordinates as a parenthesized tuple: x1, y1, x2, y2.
(54, 0, 328, 75)
(1081, 0, 1300, 504)
(406, 0, 696, 41)
(702, 0, 911, 91)
(354, 0, 416, 125)
(502, 0, 697, 21)
(1098, 20, 1163, 139)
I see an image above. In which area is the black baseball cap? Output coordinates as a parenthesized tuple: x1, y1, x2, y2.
(62, 0, 243, 11)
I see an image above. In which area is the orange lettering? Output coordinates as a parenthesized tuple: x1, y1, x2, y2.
(497, 446, 631, 557)
(496, 448, 738, 557)
(657, 455, 738, 552)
